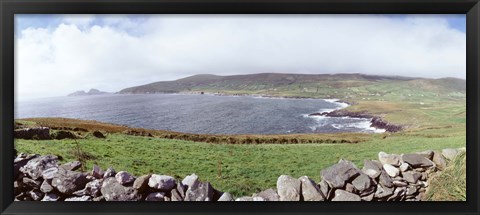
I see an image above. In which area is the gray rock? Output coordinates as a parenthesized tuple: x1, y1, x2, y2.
(402, 154, 435, 168)
(345, 183, 356, 193)
(378, 152, 401, 166)
(318, 179, 330, 199)
(171, 188, 184, 201)
(331, 190, 361, 201)
(399, 163, 410, 172)
(374, 184, 394, 199)
(73, 179, 102, 197)
(182, 173, 199, 188)
(51, 168, 89, 195)
(20, 155, 59, 180)
(406, 186, 417, 196)
(320, 159, 361, 189)
(387, 187, 407, 201)
(59, 161, 82, 171)
(40, 180, 54, 193)
(402, 171, 422, 184)
(133, 174, 151, 193)
(299, 176, 324, 201)
(93, 196, 105, 201)
(148, 174, 176, 191)
(145, 192, 165, 201)
(103, 167, 116, 178)
(383, 164, 399, 177)
(23, 177, 42, 189)
(65, 196, 92, 201)
(351, 173, 375, 196)
(361, 193, 375, 201)
(276, 175, 301, 201)
(362, 160, 382, 178)
(100, 177, 142, 201)
(115, 171, 135, 185)
(41, 193, 60, 201)
(217, 192, 234, 201)
(253, 197, 266, 201)
(41, 167, 59, 180)
(28, 190, 44, 201)
(92, 165, 104, 179)
(254, 188, 280, 201)
(14, 154, 39, 179)
(185, 181, 214, 201)
(416, 150, 434, 160)
(393, 181, 408, 187)
(378, 170, 394, 187)
(432, 151, 447, 171)
(442, 148, 459, 160)
(176, 181, 187, 199)
(235, 196, 253, 201)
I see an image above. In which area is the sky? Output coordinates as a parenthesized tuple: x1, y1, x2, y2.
(15, 14, 466, 99)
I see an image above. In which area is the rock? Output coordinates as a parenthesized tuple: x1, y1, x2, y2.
(374, 184, 394, 199)
(23, 177, 42, 189)
(14, 127, 51, 140)
(92, 165, 104, 179)
(93, 196, 105, 201)
(402, 154, 435, 168)
(362, 160, 382, 178)
(29, 190, 44, 201)
(406, 186, 417, 196)
(402, 171, 422, 184)
(20, 155, 59, 180)
(171, 188, 184, 201)
(65, 196, 92, 201)
(59, 161, 82, 171)
(254, 188, 280, 201)
(387, 187, 407, 201)
(378, 170, 394, 187)
(14, 154, 39, 179)
(217, 192, 234, 201)
(40, 180, 54, 193)
(276, 175, 301, 201)
(148, 175, 176, 191)
(101, 177, 142, 201)
(393, 181, 408, 187)
(73, 179, 102, 197)
(176, 181, 187, 199)
(399, 163, 410, 172)
(331, 190, 361, 201)
(92, 131, 105, 138)
(145, 192, 165, 201)
(51, 168, 89, 195)
(133, 174, 151, 193)
(235, 197, 253, 201)
(182, 173, 199, 189)
(318, 179, 330, 199)
(361, 193, 375, 201)
(164, 196, 171, 201)
(185, 181, 214, 201)
(103, 167, 116, 178)
(41, 193, 60, 201)
(41, 167, 59, 180)
(378, 152, 401, 166)
(416, 150, 434, 160)
(320, 159, 361, 189)
(52, 130, 77, 140)
(383, 164, 400, 177)
(253, 197, 266, 201)
(432, 151, 447, 171)
(115, 171, 135, 185)
(442, 148, 460, 160)
(351, 173, 375, 196)
(299, 176, 324, 201)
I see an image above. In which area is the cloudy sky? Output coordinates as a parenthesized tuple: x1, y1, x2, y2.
(15, 14, 466, 99)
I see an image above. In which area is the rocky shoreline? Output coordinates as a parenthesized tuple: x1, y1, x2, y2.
(13, 148, 464, 201)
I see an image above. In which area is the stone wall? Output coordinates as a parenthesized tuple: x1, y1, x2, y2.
(13, 148, 464, 201)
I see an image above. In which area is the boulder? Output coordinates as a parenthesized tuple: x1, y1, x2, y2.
(185, 181, 214, 201)
(73, 179, 102, 197)
(170, 188, 184, 201)
(442, 148, 460, 160)
(387, 187, 407, 201)
(40, 180, 54, 193)
(145, 192, 165, 201)
(254, 188, 280, 201)
(51, 168, 89, 195)
(92, 165, 104, 179)
(148, 175, 176, 191)
(20, 155, 59, 180)
(41, 167, 59, 180)
(115, 171, 135, 185)
(402, 171, 422, 184)
(182, 173, 199, 188)
(362, 160, 382, 178)
(65, 196, 92, 201)
(383, 164, 399, 177)
(318, 179, 331, 199)
(299, 176, 324, 201)
(432, 151, 447, 171)
(23, 177, 42, 189)
(133, 174, 151, 193)
(320, 159, 361, 189)
(378, 170, 394, 188)
(399, 163, 410, 172)
(402, 154, 435, 168)
(378, 152, 401, 166)
(101, 177, 142, 201)
(217, 192, 234, 201)
(416, 150, 434, 160)
(176, 181, 187, 199)
(92, 131, 105, 138)
(41, 193, 60, 201)
(235, 197, 254, 201)
(14, 154, 39, 179)
(59, 161, 82, 171)
(28, 190, 44, 201)
(103, 167, 116, 178)
(351, 173, 376, 196)
(331, 190, 361, 201)
(374, 184, 394, 199)
(276, 175, 301, 201)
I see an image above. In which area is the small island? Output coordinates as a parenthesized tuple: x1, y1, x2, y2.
(68, 88, 109, 96)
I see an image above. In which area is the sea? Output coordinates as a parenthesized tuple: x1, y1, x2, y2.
(15, 94, 385, 135)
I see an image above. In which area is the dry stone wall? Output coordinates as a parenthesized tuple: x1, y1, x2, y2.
(13, 148, 464, 201)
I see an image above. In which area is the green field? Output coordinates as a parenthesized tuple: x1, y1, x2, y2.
(15, 74, 467, 198)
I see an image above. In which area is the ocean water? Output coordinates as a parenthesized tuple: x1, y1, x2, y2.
(15, 94, 384, 135)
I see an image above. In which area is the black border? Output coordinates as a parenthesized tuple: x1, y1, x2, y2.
(1, 0, 479, 214)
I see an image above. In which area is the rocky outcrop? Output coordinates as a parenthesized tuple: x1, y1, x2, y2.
(308, 110, 403, 132)
(14, 127, 51, 140)
(13, 147, 463, 201)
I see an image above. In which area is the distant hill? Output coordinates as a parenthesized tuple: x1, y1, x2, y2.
(68, 89, 109, 96)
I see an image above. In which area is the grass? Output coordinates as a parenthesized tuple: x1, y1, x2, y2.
(425, 152, 466, 201)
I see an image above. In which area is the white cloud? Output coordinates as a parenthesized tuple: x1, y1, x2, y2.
(15, 15, 466, 99)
